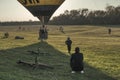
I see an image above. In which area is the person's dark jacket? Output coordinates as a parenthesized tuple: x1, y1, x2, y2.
(65, 39, 72, 46)
(70, 52, 83, 71)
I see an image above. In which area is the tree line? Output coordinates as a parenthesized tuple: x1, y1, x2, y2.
(0, 5, 120, 26)
(50, 5, 120, 25)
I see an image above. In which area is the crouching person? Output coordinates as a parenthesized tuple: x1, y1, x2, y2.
(70, 47, 84, 74)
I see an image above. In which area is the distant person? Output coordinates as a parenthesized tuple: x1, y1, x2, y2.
(39, 26, 44, 41)
(44, 25, 48, 40)
(39, 25, 48, 41)
(65, 37, 72, 54)
(19, 26, 21, 30)
(59, 26, 64, 33)
(108, 28, 111, 35)
(70, 47, 84, 74)
(4, 32, 9, 38)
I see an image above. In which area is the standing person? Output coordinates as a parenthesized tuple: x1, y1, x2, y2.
(19, 26, 21, 30)
(39, 25, 48, 41)
(65, 37, 72, 54)
(44, 26, 48, 40)
(70, 47, 84, 73)
(59, 26, 65, 33)
(4, 32, 9, 38)
(108, 28, 112, 35)
(39, 26, 44, 40)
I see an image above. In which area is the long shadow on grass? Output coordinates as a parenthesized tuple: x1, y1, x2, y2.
(0, 42, 117, 80)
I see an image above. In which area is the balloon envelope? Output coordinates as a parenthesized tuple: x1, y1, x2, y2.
(18, 0, 65, 24)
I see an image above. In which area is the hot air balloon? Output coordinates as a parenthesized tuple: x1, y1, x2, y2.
(18, 0, 65, 24)
(17, 0, 65, 40)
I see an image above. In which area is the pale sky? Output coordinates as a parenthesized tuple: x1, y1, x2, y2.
(0, 0, 120, 22)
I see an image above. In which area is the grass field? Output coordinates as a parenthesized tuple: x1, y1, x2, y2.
(0, 25, 120, 80)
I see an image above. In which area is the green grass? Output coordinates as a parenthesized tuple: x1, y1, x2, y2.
(0, 25, 120, 80)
